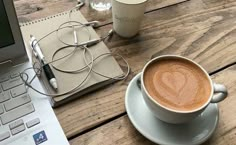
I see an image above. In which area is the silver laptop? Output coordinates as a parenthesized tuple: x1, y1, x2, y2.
(0, 0, 69, 144)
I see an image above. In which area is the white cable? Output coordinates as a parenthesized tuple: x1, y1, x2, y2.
(20, 6, 130, 98)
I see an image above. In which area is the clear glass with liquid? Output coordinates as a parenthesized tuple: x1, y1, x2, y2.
(89, 0, 111, 11)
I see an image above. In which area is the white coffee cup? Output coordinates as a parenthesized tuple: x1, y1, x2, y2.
(140, 55, 228, 124)
(112, 0, 148, 38)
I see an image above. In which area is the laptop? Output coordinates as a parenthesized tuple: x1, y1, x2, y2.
(0, 0, 69, 144)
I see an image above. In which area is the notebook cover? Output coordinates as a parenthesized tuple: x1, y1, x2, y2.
(20, 10, 124, 107)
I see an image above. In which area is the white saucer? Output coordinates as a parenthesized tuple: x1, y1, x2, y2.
(125, 73, 219, 145)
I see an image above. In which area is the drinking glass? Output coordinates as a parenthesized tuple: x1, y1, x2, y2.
(89, 0, 111, 11)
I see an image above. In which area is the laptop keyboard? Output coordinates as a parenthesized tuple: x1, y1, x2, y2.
(0, 72, 40, 142)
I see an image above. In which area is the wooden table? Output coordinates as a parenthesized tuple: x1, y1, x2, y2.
(14, 0, 236, 144)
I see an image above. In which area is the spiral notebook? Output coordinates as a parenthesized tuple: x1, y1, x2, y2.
(20, 10, 124, 107)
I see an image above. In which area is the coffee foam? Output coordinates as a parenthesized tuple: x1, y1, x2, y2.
(144, 58, 211, 111)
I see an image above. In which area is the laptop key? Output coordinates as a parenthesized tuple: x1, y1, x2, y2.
(2, 77, 23, 91)
(4, 94, 31, 111)
(0, 75, 9, 83)
(26, 118, 40, 128)
(9, 119, 24, 129)
(11, 124, 25, 135)
(1, 103, 35, 125)
(0, 105, 4, 115)
(0, 92, 11, 103)
(0, 131, 10, 141)
(10, 72, 20, 78)
(11, 84, 27, 97)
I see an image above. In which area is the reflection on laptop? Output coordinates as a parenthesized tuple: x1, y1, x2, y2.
(0, 0, 69, 144)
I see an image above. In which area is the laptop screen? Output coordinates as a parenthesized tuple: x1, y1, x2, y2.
(0, 0, 15, 49)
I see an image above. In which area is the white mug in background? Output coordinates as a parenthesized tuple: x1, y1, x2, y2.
(139, 55, 228, 124)
(112, 0, 148, 38)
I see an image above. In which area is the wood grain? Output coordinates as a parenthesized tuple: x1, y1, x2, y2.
(51, 0, 236, 139)
(15, 0, 236, 143)
(69, 115, 156, 145)
(14, 0, 188, 24)
(70, 64, 236, 145)
(99, 0, 236, 73)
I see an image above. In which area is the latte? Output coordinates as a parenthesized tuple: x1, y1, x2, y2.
(143, 58, 211, 111)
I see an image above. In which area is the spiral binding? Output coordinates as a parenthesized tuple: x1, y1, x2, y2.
(20, 9, 78, 27)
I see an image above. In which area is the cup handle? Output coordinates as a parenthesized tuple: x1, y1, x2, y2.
(211, 83, 228, 103)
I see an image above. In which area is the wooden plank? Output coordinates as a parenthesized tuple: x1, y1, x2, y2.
(69, 64, 236, 145)
(14, 0, 76, 23)
(14, 0, 188, 23)
(146, 0, 187, 11)
(99, 0, 236, 73)
(54, 80, 130, 138)
(53, 0, 236, 138)
(69, 115, 156, 145)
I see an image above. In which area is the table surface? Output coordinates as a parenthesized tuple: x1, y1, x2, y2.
(14, 0, 236, 144)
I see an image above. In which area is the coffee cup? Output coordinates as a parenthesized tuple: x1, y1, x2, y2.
(112, 0, 148, 38)
(139, 55, 228, 124)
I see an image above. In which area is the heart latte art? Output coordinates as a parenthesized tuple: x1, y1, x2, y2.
(144, 58, 211, 111)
